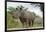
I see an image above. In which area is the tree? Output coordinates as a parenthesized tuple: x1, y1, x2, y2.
(30, 3, 44, 12)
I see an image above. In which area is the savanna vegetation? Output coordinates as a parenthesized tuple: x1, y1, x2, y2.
(7, 5, 43, 29)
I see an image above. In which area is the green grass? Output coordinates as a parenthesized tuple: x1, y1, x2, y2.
(7, 12, 43, 28)
(7, 12, 23, 28)
(33, 23, 43, 27)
